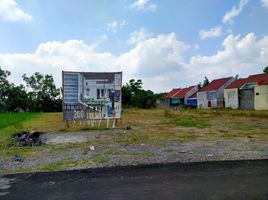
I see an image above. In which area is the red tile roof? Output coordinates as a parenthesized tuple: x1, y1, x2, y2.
(198, 77, 233, 92)
(172, 86, 195, 98)
(164, 88, 181, 98)
(227, 73, 268, 89)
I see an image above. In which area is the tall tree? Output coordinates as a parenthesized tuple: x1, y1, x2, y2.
(5, 84, 29, 112)
(202, 76, 209, 87)
(0, 67, 11, 101)
(122, 79, 156, 108)
(129, 79, 142, 94)
(22, 72, 62, 112)
(0, 67, 11, 112)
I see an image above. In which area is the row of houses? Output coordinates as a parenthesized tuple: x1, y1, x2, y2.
(159, 73, 268, 110)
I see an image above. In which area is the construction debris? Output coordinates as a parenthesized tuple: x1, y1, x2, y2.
(13, 131, 43, 146)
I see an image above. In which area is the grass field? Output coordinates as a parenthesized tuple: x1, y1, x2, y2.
(0, 108, 268, 173)
(1, 108, 268, 145)
(0, 113, 40, 130)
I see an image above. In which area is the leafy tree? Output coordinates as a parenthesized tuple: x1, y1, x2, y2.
(129, 79, 142, 94)
(0, 66, 11, 102)
(154, 92, 166, 101)
(5, 84, 29, 112)
(122, 79, 156, 108)
(202, 76, 209, 87)
(263, 66, 268, 74)
(22, 72, 62, 112)
(0, 102, 7, 112)
(122, 85, 132, 107)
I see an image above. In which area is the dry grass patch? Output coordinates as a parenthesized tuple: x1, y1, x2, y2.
(1, 108, 268, 170)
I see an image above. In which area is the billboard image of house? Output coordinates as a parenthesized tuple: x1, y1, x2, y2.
(62, 71, 122, 121)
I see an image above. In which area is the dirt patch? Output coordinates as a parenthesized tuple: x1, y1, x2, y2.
(40, 130, 126, 145)
(1, 129, 268, 174)
(40, 133, 94, 145)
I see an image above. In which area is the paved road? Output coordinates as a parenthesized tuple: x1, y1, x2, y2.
(1, 160, 268, 200)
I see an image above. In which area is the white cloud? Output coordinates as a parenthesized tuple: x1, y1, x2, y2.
(261, 0, 268, 9)
(223, 0, 249, 24)
(118, 33, 189, 78)
(188, 33, 268, 80)
(107, 20, 127, 33)
(199, 27, 223, 39)
(0, 0, 32, 22)
(127, 28, 153, 44)
(0, 33, 189, 92)
(130, 0, 157, 11)
(1, 33, 268, 92)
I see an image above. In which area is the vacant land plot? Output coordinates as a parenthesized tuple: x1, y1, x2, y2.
(0, 109, 268, 174)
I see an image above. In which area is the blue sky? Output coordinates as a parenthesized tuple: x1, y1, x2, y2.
(0, 0, 268, 92)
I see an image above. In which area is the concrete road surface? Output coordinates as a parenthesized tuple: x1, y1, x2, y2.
(1, 160, 268, 200)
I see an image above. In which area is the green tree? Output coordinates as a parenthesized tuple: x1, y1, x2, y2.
(0, 67, 11, 102)
(122, 84, 132, 107)
(5, 84, 29, 112)
(122, 79, 156, 108)
(263, 66, 268, 74)
(0, 67, 11, 112)
(129, 79, 142, 94)
(22, 72, 62, 112)
(202, 76, 209, 87)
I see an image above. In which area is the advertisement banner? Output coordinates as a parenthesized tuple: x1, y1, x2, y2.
(62, 71, 122, 121)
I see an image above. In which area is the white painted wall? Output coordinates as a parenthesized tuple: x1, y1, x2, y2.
(224, 88, 239, 109)
(197, 77, 237, 109)
(197, 92, 208, 108)
(255, 85, 268, 110)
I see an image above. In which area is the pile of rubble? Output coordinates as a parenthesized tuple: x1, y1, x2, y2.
(13, 131, 43, 146)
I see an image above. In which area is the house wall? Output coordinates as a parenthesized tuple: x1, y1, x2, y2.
(157, 98, 170, 109)
(211, 99, 217, 108)
(224, 88, 239, 109)
(255, 85, 268, 110)
(197, 92, 208, 108)
(197, 91, 218, 108)
(197, 77, 236, 109)
(217, 77, 237, 100)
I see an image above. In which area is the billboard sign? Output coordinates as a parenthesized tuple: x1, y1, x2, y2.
(62, 71, 122, 121)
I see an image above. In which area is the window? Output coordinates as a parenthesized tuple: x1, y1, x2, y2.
(97, 89, 100, 99)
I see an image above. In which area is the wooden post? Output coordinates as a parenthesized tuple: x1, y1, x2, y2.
(73, 120, 76, 127)
(106, 118, 110, 128)
(112, 119, 116, 128)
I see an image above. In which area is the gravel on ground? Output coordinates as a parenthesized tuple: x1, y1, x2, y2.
(1, 130, 267, 174)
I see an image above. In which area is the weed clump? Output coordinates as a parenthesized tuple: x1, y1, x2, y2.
(164, 110, 171, 117)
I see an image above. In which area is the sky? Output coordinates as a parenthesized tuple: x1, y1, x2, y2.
(0, 0, 268, 92)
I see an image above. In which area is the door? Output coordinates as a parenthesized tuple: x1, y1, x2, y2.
(239, 89, 254, 109)
(208, 100, 211, 108)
